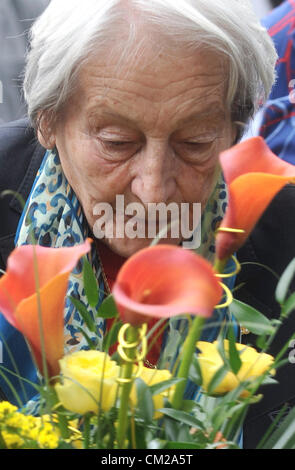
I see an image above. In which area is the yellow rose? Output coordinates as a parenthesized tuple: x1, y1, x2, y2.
(197, 340, 275, 397)
(130, 366, 174, 419)
(55, 351, 120, 414)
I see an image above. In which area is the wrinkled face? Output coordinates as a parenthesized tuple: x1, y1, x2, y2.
(45, 41, 236, 258)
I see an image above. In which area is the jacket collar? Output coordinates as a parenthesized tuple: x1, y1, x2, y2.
(9, 138, 45, 215)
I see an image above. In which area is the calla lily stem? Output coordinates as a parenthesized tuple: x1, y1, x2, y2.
(171, 315, 205, 409)
(214, 257, 228, 275)
(116, 325, 139, 449)
(172, 256, 230, 409)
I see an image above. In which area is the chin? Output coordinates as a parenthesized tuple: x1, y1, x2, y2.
(104, 236, 182, 258)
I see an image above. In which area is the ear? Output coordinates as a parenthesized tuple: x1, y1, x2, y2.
(36, 112, 56, 149)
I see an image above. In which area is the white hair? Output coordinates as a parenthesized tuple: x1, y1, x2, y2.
(24, 0, 277, 135)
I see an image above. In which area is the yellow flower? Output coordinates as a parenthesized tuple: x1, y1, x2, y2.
(37, 425, 59, 449)
(130, 366, 174, 419)
(2, 431, 24, 449)
(0, 403, 59, 449)
(55, 350, 120, 414)
(0, 401, 18, 419)
(197, 340, 275, 396)
(4, 412, 25, 429)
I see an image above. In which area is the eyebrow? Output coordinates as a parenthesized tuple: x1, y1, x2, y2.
(176, 108, 226, 128)
(88, 108, 137, 128)
(88, 103, 225, 128)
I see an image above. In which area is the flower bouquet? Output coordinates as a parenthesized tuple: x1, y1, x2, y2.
(1, 137, 295, 450)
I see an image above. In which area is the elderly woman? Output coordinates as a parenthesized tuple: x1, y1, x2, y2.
(0, 0, 293, 447)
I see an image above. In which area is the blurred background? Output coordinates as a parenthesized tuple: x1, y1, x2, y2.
(251, 0, 272, 17)
(251, 0, 284, 18)
(0, 0, 49, 125)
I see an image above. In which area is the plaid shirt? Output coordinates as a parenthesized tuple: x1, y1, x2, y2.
(259, 1, 295, 164)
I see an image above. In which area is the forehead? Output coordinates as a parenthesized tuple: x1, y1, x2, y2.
(75, 41, 228, 130)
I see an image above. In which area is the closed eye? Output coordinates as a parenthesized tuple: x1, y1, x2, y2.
(99, 139, 140, 151)
(96, 138, 142, 161)
(102, 140, 134, 147)
(183, 141, 213, 147)
(173, 138, 218, 164)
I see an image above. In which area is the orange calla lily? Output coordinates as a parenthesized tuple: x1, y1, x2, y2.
(112, 244, 222, 326)
(0, 239, 91, 378)
(215, 137, 295, 261)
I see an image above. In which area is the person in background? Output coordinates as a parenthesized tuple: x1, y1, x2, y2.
(0, 0, 49, 124)
(258, 0, 295, 163)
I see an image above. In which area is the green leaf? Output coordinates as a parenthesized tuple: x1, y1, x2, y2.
(98, 294, 118, 319)
(58, 441, 77, 450)
(149, 378, 184, 396)
(257, 404, 289, 449)
(256, 333, 268, 350)
(131, 422, 148, 449)
(207, 365, 229, 395)
(228, 324, 242, 375)
(189, 355, 203, 387)
(77, 327, 97, 349)
(83, 257, 99, 307)
(164, 441, 201, 449)
(103, 321, 123, 351)
(0, 365, 25, 408)
(282, 292, 295, 318)
(163, 415, 179, 441)
(157, 408, 206, 430)
(229, 299, 275, 335)
(216, 334, 231, 370)
(181, 400, 197, 413)
(69, 296, 96, 333)
(135, 378, 154, 423)
(260, 376, 279, 387)
(276, 258, 295, 304)
(262, 405, 295, 449)
(0, 432, 7, 449)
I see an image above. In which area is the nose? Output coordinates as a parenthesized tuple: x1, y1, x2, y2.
(130, 140, 177, 205)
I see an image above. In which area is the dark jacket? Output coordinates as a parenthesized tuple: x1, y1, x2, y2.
(1, 120, 295, 448)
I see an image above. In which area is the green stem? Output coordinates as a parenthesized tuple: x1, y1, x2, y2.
(171, 255, 230, 410)
(56, 412, 70, 440)
(0, 431, 7, 449)
(41, 386, 70, 439)
(116, 325, 139, 449)
(171, 316, 205, 409)
(83, 413, 91, 449)
(214, 257, 228, 274)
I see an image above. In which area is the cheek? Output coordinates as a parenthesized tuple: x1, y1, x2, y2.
(178, 132, 231, 206)
(57, 134, 132, 201)
(178, 161, 220, 206)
